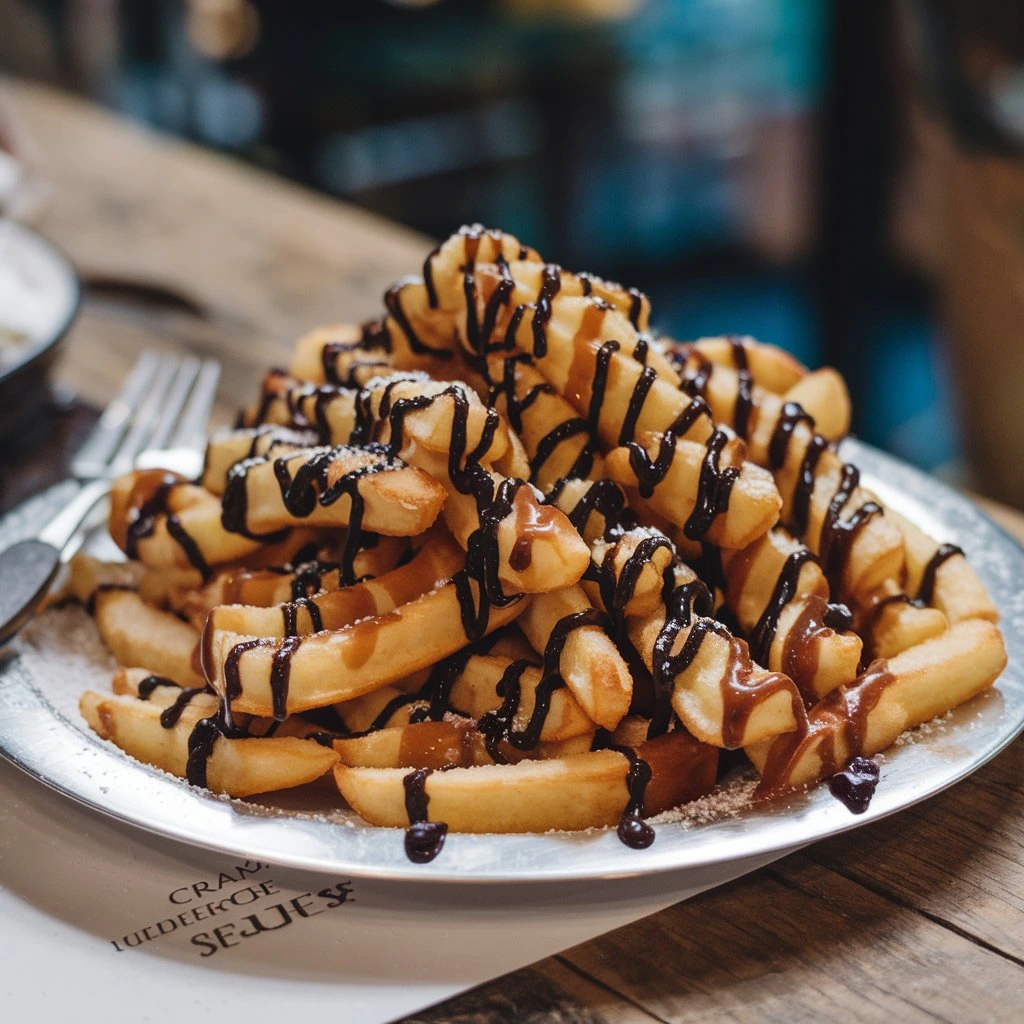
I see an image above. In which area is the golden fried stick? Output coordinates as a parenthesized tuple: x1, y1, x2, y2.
(663, 338, 850, 444)
(290, 321, 394, 386)
(332, 720, 479, 770)
(516, 586, 632, 730)
(404, 446, 590, 596)
(506, 300, 697, 443)
(65, 552, 204, 613)
(240, 371, 512, 469)
(80, 691, 338, 797)
(205, 576, 527, 719)
(687, 335, 808, 394)
(485, 353, 604, 493)
(335, 728, 717, 835)
(201, 425, 316, 495)
(201, 529, 463, 639)
(747, 618, 1006, 792)
(858, 579, 949, 660)
(721, 529, 862, 703)
(219, 444, 445, 536)
(621, 564, 803, 748)
(331, 721, 595, 771)
(886, 509, 999, 623)
(110, 469, 264, 574)
(586, 527, 676, 621)
(605, 429, 782, 550)
(332, 650, 593, 745)
(449, 256, 652, 369)
(93, 588, 205, 687)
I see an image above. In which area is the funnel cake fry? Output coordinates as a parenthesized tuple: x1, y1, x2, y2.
(747, 618, 1006, 792)
(721, 529, 863, 703)
(335, 728, 717, 835)
(290, 321, 394, 386)
(201, 529, 463, 640)
(219, 444, 445, 537)
(687, 335, 808, 395)
(516, 585, 633, 731)
(205, 576, 526, 719)
(81, 691, 338, 797)
(606, 430, 781, 549)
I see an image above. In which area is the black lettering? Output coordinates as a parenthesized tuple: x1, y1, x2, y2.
(216, 871, 239, 888)
(236, 860, 263, 878)
(213, 923, 240, 950)
(229, 886, 260, 907)
(258, 880, 279, 897)
(193, 905, 208, 922)
(237, 904, 293, 937)
(141, 925, 158, 941)
(290, 894, 323, 919)
(318, 882, 355, 909)
(192, 881, 212, 897)
(110, 940, 124, 953)
(156, 919, 178, 936)
(123, 932, 143, 948)
(206, 899, 229, 918)
(191, 932, 218, 958)
(177, 911, 194, 927)
(169, 887, 192, 905)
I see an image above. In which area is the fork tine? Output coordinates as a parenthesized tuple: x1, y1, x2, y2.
(71, 352, 162, 474)
(108, 354, 183, 474)
(146, 355, 201, 452)
(168, 358, 221, 452)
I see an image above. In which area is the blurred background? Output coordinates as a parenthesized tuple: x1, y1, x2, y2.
(1, 0, 1022, 505)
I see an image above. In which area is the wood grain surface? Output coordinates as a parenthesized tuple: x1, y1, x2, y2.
(5, 77, 1023, 1024)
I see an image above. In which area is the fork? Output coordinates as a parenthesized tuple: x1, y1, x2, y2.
(0, 351, 220, 644)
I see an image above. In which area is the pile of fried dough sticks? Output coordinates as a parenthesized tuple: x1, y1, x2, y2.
(71, 225, 1006, 861)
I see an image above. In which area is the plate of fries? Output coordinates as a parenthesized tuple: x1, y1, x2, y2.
(1, 225, 1021, 883)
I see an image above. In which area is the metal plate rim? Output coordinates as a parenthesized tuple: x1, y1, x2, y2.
(1, 439, 1021, 885)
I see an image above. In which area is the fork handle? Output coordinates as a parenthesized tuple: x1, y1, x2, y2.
(0, 539, 62, 646)
(0, 478, 112, 646)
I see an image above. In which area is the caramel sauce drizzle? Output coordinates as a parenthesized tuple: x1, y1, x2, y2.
(757, 659, 893, 805)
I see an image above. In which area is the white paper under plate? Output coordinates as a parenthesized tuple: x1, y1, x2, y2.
(1, 439, 1021, 884)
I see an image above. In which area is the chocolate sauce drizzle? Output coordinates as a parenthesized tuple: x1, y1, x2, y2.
(768, 401, 816, 470)
(624, 397, 711, 499)
(829, 755, 880, 814)
(124, 471, 211, 580)
(402, 767, 448, 863)
(818, 465, 883, 592)
(728, 337, 754, 439)
(917, 543, 964, 604)
(684, 430, 739, 541)
(606, 744, 655, 848)
(477, 609, 604, 762)
(384, 277, 451, 358)
(748, 549, 819, 666)
(487, 354, 597, 484)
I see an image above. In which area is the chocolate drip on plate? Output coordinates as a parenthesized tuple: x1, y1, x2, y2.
(402, 767, 448, 863)
(606, 743, 655, 849)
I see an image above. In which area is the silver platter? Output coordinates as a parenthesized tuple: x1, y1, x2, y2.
(0, 440, 1021, 884)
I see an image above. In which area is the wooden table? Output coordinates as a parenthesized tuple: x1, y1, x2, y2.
(6, 79, 1024, 1023)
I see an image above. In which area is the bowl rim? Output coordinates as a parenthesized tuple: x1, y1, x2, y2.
(0, 223, 82, 387)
